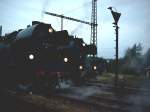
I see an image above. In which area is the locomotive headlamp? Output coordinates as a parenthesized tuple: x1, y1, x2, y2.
(93, 65, 97, 70)
(79, 65, 83, 70)
(48, 28, 53, 33)
(82, 43, 86, 47)
(64, 57, 68, 63)
(29, 54, 34, 60)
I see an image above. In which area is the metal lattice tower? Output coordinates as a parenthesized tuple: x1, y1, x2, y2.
(90, 0, 97, 47)
(45, 0, 98, 54)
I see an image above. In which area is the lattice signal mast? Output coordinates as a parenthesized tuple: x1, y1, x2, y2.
(90, 0, 98, 48)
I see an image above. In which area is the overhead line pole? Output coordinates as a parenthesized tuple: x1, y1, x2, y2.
(61, 14, 63, 30)
(45, 11, 96, 26)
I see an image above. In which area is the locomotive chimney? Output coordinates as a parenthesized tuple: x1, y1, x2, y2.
(32, 21, 41, 25)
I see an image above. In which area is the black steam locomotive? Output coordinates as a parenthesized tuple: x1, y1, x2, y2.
(0, 21, 97, 90)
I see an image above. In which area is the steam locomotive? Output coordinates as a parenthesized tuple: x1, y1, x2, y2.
(0, 21, 97, 91)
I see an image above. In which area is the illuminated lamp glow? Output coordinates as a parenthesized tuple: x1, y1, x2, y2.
(82, 43, 86, 47)
(79, 65, 83, 70)
(93, 66, 97, 70)
(64, 57, 68, 63)
(48, 28, 53, 33)
(29, 54, 34, 60)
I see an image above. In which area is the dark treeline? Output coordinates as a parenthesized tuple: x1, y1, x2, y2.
(108, 43, 150, 75)
(87, 43, 150, 75)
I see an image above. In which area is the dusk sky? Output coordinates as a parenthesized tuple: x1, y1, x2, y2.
(0, 0, 150, 58)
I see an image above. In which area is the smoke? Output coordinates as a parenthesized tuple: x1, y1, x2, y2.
(143, 48, 150, 67)
(61, 86, 101, 100)
(41, 0, 49, 21)
(69, 1, 91, 36)
(128, 79, 150, 112)
(70, 24, 83, 35)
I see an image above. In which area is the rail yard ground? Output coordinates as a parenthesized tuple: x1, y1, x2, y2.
(0, 73, 150, 112)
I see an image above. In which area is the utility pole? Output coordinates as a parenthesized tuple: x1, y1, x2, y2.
(45, 11, 94, 26)
(108, 7, 121, 86)
(61, 14, 63, 30)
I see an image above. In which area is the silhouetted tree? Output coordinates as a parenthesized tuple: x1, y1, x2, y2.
(120, 43, 143, 75)
(142, 48, 150, 71)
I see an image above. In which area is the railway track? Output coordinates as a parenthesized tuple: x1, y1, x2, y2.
(54, 94, 129, 112)
(1, 80, 150, 112)
(1, 89, 129, 112)
(86, 81, 150, 94)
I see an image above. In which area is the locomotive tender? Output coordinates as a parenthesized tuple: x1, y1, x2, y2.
(0, 21, 97, 90)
